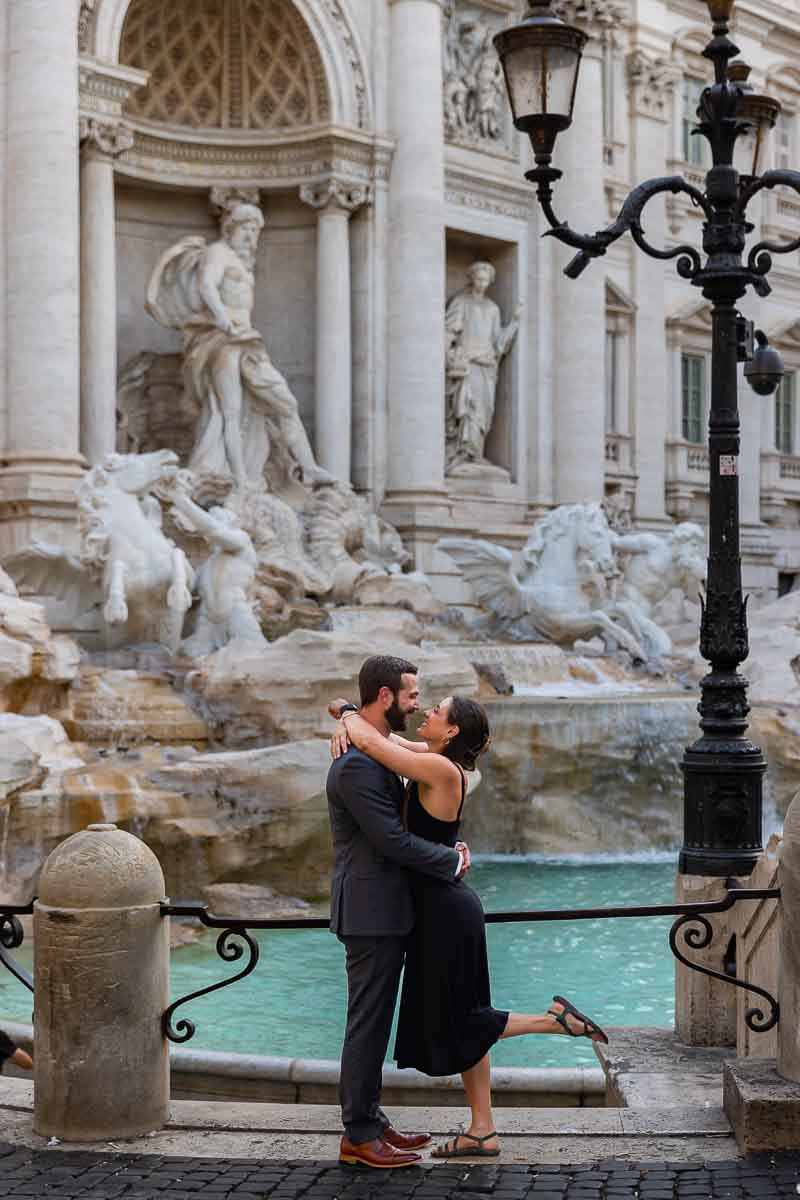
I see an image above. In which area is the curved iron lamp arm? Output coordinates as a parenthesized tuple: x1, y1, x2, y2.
(532, 172, 709, 281)
(669, 912, 778, 1034)
(0, 904, 34, 995)
(739, 169, 800, 277)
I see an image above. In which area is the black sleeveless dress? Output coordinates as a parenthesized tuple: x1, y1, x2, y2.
(393, 775, 509, 1076)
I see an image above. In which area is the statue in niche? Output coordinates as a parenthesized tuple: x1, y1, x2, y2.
(163, 475, 267, 658)
(443, 7, 504, 145)
(145, 200, 332, 498)
(445, 262, 521, 476)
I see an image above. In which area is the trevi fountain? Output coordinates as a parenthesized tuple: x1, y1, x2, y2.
(0, 196, 796, 1070)
(0, 193, 797, 1067)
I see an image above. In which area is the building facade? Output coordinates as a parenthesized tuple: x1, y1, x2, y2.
(0, 0, 798, 606)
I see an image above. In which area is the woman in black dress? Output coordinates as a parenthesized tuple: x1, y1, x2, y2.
(332, 695, 607, 1160)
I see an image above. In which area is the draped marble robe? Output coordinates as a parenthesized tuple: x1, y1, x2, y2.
(445, 287, 519, 472)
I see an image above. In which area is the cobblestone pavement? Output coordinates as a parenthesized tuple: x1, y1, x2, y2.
(1, 1147, 800, 1200)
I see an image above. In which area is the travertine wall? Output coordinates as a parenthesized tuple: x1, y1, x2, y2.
(0, 0, 799, 594)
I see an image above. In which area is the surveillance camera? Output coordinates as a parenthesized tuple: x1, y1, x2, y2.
(744, 332, 784, 397)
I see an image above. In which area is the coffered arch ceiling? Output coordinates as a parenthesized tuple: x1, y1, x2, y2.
(118, 0, 330, 131)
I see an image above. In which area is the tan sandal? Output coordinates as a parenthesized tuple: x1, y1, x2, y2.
(430, 1131, 500, 1159)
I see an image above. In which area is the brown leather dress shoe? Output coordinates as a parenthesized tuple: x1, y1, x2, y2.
(383, 1127, 432, 1150)
(339, 1136, 422, 1169)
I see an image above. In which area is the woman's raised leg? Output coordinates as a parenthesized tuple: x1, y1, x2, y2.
(500, 999, 606, 1041)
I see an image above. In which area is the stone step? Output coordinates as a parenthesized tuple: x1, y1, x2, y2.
(0, 1077, 738, 1164)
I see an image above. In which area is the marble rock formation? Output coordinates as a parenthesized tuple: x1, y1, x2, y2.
(62, 667, 208, 745)
(0, 582, 79, 714)
(183, 628, 479, 748)
(142, 737, 334, 899)
(0, 735, 333, 904)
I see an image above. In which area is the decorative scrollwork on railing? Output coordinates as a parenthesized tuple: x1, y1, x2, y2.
(159, 887, 781, 1043)
(162, 926, 260, 1043)
(0, 903, 34, 995)
(669, 908, 779, 1034)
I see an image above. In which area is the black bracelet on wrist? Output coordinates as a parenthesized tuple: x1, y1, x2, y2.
(340, 704, 359, 717)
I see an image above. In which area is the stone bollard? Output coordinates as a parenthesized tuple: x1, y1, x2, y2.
(779, 791, 800, 1081)
(34, 823, 170, 1141)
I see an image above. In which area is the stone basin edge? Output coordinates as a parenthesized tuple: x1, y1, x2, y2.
(0, 1019, 606, 1108)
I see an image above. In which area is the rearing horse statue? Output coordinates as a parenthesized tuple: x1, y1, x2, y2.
(439, 503, 648, 660)
(5, 450, 195, 652)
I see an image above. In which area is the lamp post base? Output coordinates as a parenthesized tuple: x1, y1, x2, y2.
(680, 744, 766, 877)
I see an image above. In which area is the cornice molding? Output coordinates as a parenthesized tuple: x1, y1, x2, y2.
(112, 126, 395, 189)
(445, 165, 533, 221)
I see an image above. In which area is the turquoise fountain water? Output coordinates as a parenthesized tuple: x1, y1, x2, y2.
(0, 857, 677, 1069)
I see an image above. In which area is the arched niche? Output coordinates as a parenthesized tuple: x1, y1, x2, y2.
(86, 0, 372, 131)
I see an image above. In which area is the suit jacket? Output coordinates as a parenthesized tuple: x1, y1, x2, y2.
(327, 746, 460, 937)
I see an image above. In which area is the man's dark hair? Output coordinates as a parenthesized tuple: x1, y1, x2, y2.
(358, 655, 418, 706)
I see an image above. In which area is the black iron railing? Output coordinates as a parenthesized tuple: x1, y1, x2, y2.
(159, 886, 780, 1044)
(0, 887, 781, 1043)
(0, 903, 34, 994)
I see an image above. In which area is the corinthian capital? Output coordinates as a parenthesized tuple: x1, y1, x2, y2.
(627, 49, 680, 120)
(300, 179, 372, 215)
(552, 0, 630, 36)
(79, 117, 135, 160)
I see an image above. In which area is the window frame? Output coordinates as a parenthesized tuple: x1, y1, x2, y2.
(681, 351, 707, 445)
(776, 370, 796, 456)
(682, 76, 709, 168)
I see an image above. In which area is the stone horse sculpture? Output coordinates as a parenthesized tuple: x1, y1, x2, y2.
(611, 523, 706, 658)
(5, 450, 194, 652)
(439, 503, 648, 659)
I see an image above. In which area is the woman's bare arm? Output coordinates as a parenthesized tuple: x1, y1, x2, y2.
(389, 733, 430, 753)
(343, 713, 458, 787)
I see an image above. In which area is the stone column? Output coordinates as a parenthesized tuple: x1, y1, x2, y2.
(551, 14, 607, 506)
(300, 180, 369, 483)
(80, 118, 133, 466)
(34, 824, 170, 1141)
(779, 790, 800, 1080)
(383, 0, 447, 540)
(627, 50, 678, 528)
(1, 0, 85, 553)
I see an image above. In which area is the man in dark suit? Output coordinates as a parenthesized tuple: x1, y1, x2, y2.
(327, 655, 469, 1169)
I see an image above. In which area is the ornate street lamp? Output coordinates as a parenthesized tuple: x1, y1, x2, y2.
(495, 0, 793, 876)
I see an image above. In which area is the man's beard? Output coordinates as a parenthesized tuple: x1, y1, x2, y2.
(386, 698, 408, 733)
(231, 242, 256, 269)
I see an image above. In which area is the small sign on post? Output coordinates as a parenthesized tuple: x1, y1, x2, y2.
(720, 455, 738, 476)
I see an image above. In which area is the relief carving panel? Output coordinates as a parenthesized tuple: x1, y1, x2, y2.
(443, 1, 512, 154)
